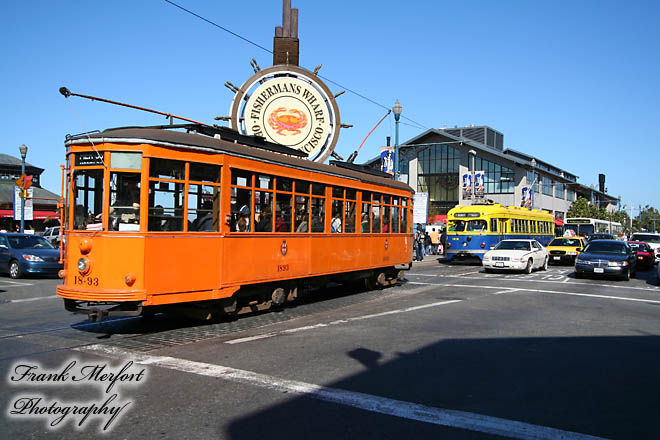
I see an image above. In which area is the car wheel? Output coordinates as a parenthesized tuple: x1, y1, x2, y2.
(541, 257, 548, 271)
(9, 260, 22, 279)
(574, 271, 582, 279)
(484, 268, 494, 273)
(622, 269, 629, 281)
(524, 259, 533, 274)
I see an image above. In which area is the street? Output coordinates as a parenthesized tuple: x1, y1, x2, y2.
(1, 260, 660, 439)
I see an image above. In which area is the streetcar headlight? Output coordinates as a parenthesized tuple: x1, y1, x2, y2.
(22, 254, 44, 262)
(462, 242, 467, 247)
(77, 257, 91, 274)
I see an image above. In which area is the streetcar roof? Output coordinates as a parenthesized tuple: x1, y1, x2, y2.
(447, 204, 553, 219)
(65, 126, 413, 193)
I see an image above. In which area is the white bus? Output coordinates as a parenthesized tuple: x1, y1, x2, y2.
(564, 218, 623, 237)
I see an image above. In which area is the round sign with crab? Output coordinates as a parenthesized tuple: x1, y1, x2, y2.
(230, 65, 340, 163)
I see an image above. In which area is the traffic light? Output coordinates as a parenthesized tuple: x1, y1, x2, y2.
(15, 174, 33, 198)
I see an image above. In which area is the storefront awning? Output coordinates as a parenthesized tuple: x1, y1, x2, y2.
(0, 209, 59, 219)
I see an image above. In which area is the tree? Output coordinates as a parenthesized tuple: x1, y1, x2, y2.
(567, 197, 602, 219)
(633, 205, 660, 233)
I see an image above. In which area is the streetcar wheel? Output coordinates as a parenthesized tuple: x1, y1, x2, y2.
(524, 259, 533, 274)
(9, 260, 22, 279)
(541, 257, 548, 271)
(364, 275, 377, 291)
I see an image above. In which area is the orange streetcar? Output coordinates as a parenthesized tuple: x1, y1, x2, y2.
(56, 124, 414, 320)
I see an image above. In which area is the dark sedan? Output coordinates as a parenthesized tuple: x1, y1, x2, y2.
(574, 240, 636, 280)
(627, 241, 655, 270)
(0, 233, 63, 279)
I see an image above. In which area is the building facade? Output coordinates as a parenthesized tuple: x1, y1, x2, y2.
(0, 153, 60, 232)
(367, 126, 619, 224)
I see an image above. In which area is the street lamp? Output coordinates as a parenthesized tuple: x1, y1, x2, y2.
(468, 149, 476, 204)
(530, 158, 536, 210)
(19, 144, 28, 233)
(392, 100, 402, 181)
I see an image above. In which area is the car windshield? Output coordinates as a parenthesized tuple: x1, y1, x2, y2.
(628, 243, 649, 252)
(584, 241, 626, 254)
(631, 234, 660, 244)
(7, 235, 56, 250)
(494, 241, 531, 251)
(589, 234, 614, 240)
(549, 238, 582, 247)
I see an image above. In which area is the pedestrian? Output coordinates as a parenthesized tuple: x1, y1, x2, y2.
(415, 226, 425, 261)
(424, 230, 432, 255)
(430, 227, 440, 255)
(440, 227, 447, 256)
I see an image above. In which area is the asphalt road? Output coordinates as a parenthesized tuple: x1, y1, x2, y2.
(1, 259, 660, 439)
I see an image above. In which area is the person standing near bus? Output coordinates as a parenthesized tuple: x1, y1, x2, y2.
(430, 228, 440, 255)
(440, 227, 447, 256)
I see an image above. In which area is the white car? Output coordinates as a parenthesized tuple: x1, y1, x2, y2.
(482, 239, 549, 273)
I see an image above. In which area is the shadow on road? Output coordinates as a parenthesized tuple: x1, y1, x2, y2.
(225, 335, 660, 439)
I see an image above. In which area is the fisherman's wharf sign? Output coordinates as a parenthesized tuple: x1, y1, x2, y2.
(230, 65, 340, 163)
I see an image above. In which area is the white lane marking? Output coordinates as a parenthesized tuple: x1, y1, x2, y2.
(225, 300, 462, 344)
(8, 295, 59, 303)
(493, 288, 521, 296)
(0, 281, 35, 288)
(77, 345, 603, 440)
(408, 281, 660, 305)
(410, 273, 659, 292)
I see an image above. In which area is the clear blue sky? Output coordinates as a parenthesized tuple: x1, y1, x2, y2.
(2, 0, 659, 212)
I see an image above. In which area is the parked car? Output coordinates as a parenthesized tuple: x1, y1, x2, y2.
(627, 241, 655, 270)
(574, 240, 636, 281)
(482, 239, 548, 273)
(0, 233, 63, 279)
(584, 233, 616, 242)
(546, 236, 586, 265)
(629, 232, 660, 264)
(41, 226, 64, 245)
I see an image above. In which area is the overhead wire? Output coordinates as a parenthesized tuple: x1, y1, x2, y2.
(161, 0, 429, 131)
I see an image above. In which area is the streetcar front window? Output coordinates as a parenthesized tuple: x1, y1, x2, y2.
(449, 220, 465, 232)
(110, 172, 142, 232)
(73, 169, 104, 231)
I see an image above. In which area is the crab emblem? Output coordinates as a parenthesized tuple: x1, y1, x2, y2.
(268, 107, 308, 135)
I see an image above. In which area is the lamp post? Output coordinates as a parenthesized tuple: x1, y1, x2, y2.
(530, 158, 536, 210)
(392, 100, 402, 181)
(19, 144, 28, 233)
(468, 149, 476, 204)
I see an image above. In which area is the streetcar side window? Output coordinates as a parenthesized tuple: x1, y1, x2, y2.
(255, 174, 274, 232)
(294, 180, 310, 233)
(344, 189, 356, 234)
(231, 169, 253, 232)
(361, 191, 371, 233)
(146, 159, 185, 232)
(381, 196, 391, 233)
(401, 198, 409, 233)
(310, 183, 325, 233)
(371, 193, 381, 233)
(274, 176, 292, 232)
(188, 163, 221, 232)
(392, 198, 400, 233)
(73, 169, 104, 231)
(147, 179, 184, 232)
